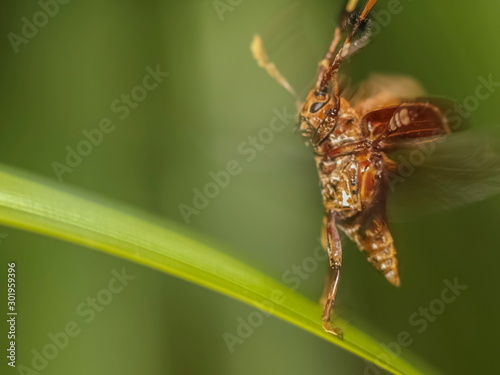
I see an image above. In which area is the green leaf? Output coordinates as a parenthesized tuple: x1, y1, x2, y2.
(0, 164, 437, 375)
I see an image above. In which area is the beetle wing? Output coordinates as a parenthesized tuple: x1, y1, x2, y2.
(361, 102, 451, 150)
(349, 74, 427, 117)
(387, 131, 500, 221)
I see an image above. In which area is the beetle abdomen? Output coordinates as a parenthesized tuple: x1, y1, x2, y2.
(340, 216, 401, 286)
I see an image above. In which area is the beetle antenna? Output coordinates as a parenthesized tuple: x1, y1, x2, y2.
(251, 35, 300, 101)
(318, 0, 378, 94)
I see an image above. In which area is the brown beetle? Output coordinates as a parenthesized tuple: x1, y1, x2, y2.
(252, 0, 454, 336)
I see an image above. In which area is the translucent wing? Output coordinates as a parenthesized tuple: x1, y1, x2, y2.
(348, 74, 427, 116)
(387, 131, 500, 222)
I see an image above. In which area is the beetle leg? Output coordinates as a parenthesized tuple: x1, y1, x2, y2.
(315, 27, 342, 91)
(320, 210, 344, 337)
(314, 0, 364, 91)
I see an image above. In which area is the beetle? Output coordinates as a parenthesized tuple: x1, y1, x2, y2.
(251, 0, 454, 337)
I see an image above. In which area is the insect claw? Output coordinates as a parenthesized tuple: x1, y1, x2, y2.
(322, 321, 344, 339)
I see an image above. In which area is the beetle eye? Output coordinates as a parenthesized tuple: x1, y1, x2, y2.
(310, 101, 327, 113)
(309, 94, 331, 113)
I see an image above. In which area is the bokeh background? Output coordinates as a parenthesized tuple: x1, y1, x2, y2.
(1, 0, 499, 374)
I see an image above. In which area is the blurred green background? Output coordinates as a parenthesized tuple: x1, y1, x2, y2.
(1, 0, 499, 374)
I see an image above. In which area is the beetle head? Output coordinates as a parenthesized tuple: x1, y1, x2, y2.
(299, 89, 360, 147)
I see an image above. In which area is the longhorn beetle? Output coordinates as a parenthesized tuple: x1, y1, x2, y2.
(252, 0, 451, 336)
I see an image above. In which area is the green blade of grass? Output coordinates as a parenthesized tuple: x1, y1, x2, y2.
(0, 164, 438, 375)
